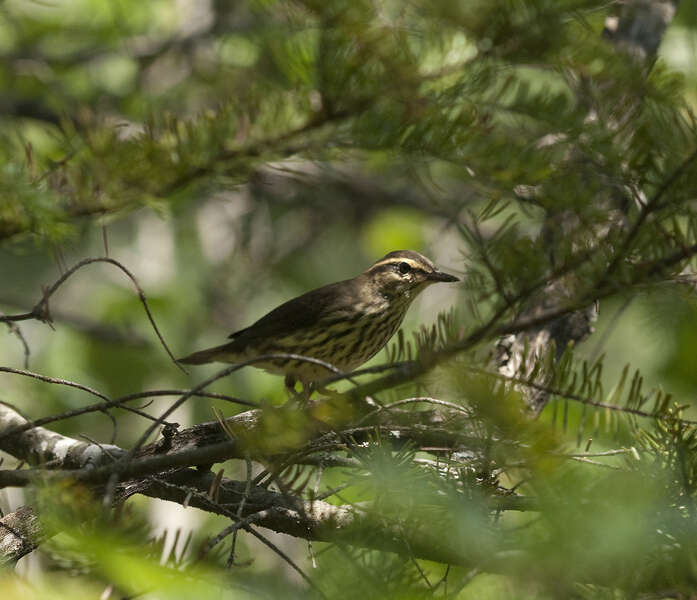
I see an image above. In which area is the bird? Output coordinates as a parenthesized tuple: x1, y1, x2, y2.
(178, 250, 459, 391)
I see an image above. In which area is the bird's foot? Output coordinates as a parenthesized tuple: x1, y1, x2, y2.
(312, 386, 341, 399)
(285, 374, 312, 405)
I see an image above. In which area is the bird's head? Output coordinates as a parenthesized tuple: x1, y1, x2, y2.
(364, 250, 459, 300)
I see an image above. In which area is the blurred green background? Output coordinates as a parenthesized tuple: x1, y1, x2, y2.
(2, 0, 697, 598)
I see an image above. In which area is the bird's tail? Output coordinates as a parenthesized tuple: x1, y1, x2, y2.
(177, 342, 238, 365)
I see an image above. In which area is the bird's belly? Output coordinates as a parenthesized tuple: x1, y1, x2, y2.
(259, 308, 407, 383)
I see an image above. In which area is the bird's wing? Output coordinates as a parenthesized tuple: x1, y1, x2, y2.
(227, 279, 356, 346)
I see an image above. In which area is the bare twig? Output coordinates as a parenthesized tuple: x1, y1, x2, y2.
(0, 310, 30, 368)
(0, 366, 174, 426)
(150, 476, 327, 597)
(355, 396, 472, 427)
(0, 257, 183, 372)
(0, 388, 257, 444)
(469, 366, 697, 426)
(125, 353, 347, 463)
(228, 455, 253, 567)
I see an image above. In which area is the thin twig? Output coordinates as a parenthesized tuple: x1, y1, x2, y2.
(228, 455, 253, 568)
(0, 366, 109, 401)
(355, 396, 472, 427)
(0, 366, 174, 428)
(468, 366, 697, 426)
(567, 456, 623, 469)
(0, 388, 256, 443)
(126, 352, 347, 462)
(152, 477, 326, 597)
(564, 448, 635, 457)
(601, 146, 697, 283)
(0, 311, 30, 369)
(0, 257, 184, 372)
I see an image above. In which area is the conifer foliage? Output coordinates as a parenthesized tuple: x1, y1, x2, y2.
(2, 1, 697, 598)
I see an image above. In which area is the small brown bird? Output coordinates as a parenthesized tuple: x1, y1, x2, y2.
(179, 250, 459, 389)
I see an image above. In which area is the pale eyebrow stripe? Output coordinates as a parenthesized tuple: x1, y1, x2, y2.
(369, 258, 421, 270)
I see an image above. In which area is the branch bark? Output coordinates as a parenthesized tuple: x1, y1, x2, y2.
(0, 398, 532, 567)
(0, 506, 43, 568)
(0, 402, 125, 469)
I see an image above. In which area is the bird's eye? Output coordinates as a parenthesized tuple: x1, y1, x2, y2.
(398, 262, 411, 275)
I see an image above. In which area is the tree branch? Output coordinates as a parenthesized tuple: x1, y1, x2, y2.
(0, 394, 534, 568)
(0, 402, 125, 470)
(0, 506, 43, 568)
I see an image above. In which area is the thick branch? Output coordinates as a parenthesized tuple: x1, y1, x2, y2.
(0, 398, 533, 568)
(0, 405, 482, 488)
(0, 506, 43, 568)
(126, 468, 535, 567)
(0, 403, 125, 469)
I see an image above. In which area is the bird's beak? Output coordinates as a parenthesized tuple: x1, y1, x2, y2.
(427, 270, 459, 283)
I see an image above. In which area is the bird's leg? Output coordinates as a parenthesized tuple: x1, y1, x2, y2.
(285, 374, 315, 405)
(284, 374, 299, 402)
(302, 382, 313, 403)
(313, 385, 342, 399)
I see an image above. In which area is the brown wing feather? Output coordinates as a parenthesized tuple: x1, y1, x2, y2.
(227, 279, 356, 347)
(178, 276, 365, 365)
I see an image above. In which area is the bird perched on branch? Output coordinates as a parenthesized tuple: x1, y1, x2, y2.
(179, 250, 459, 390)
